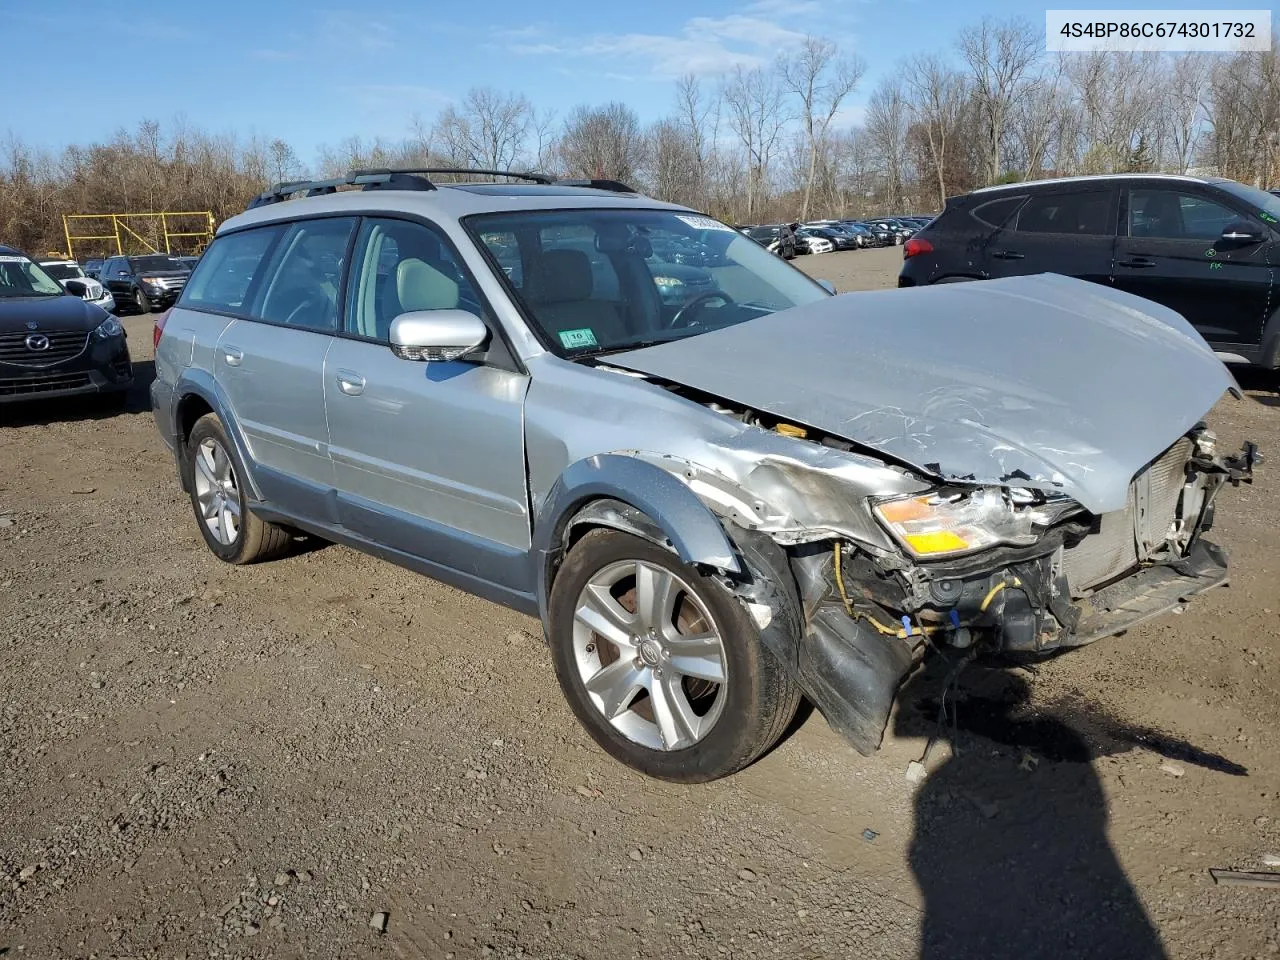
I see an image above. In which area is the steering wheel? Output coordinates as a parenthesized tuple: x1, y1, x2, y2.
(670, 290, 735, 329)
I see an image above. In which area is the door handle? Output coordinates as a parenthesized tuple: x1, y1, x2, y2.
(222, 346, 243, 366)
(991, 250, 1025, 260)
(336, 370, 365, 396)
(1116, 257, 1156, 268)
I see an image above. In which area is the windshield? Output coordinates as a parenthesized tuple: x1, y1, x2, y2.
(132, 255, 187, 272)
(468, 209, 829, 357)
(40, 262, 84, 281)
(1215, 180, 1280, 225)
(0, 255, 65, 298)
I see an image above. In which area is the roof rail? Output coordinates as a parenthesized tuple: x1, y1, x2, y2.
(244, 167, 642, 211)
(246, 169, 437, 210)
(351, 166, 555, 184)
(552, 178, 638, 194)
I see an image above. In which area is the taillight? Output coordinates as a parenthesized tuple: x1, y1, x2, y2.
(903, 237, 933, 259)
(153, 308, 171, 352)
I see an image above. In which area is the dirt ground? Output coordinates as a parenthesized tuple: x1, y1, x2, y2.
(2, 244, 1279, 959)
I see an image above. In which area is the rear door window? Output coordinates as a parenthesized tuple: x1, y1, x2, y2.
(251, 217, 356, 332)
(1016, 191, 1115, 236)
(181, 225, 281, 314)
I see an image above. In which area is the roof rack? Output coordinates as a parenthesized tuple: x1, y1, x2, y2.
(244, 167, 641, 211)
(353, 166, 555, 184)
(552, 178, 638, 194)
(246, 169, 437, 209)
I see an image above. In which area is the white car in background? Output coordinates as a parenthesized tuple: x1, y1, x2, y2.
(38, 259, 115, 312)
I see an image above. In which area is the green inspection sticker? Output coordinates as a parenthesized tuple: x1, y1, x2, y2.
(558, 328, 598, 349)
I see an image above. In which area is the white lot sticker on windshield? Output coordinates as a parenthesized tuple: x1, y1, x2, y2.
(558, 327, 598, 349)
(675, 215, 734, 232)
(0, 256, 31, 263)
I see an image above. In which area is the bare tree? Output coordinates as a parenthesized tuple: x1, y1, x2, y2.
(647, 119, 698, 205)
(903, 53, 967, 207)
(781, 36, 866, 219)
(722, 65, 790, 220)
(267, 138, 304, 183)
(675, 74, 714, 208)
(1164, 53, 1212, 174)
(433, 87, 533, 173)
(865, 77, 911, 210)
(958, 17, 1041, 184)
(558, 103, 646, 183)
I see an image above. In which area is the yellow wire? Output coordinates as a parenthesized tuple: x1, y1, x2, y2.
(832, 542, 942, 639)
(979, 576, 1022, 613)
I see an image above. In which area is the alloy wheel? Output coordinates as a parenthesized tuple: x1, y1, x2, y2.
(192, 437, 241, 546)
(571, 559, 728, 751)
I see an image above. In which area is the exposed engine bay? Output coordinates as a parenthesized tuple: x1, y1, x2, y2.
(630, 379, 1259, 755)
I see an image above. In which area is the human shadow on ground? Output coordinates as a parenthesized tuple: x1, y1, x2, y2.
(896, 656, 1245, 960)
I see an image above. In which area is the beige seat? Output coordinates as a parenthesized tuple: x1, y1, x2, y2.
(528, 249, 628, 344)
(378, 257, 460, 338)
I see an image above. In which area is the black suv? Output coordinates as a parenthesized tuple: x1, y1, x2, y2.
(900, 174, 1280, 369)
(0, 245, 132, 404)
(100, 254, 192, 314)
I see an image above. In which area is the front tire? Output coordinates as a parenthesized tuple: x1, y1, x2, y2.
(548, 529, 800, 782)
(133, 288, 150, 314)
(184, 413, 291, 564)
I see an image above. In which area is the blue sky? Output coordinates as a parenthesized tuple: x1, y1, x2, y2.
(1, 0, 1252, 166)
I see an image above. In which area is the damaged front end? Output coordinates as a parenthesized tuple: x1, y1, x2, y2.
(673, 425, 1257, 756)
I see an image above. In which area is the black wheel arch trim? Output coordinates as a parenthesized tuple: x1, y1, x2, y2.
(169, 370, 263, 501)
(533, 453, 742, 623)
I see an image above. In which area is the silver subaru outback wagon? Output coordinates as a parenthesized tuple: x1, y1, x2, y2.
(151, 168, 1256, 782)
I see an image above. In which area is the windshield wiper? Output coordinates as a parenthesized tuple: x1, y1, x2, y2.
(580, 337, 675, 358)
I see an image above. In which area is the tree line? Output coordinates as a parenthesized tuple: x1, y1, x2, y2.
(2, 16, 1278, 256)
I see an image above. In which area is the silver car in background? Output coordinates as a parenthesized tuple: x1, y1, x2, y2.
(38, 259, 116, 312)
(150, 168, 1256, 781)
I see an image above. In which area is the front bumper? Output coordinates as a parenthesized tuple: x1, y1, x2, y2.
(0, 336, 132, 403)
(139, 288, 180, 309)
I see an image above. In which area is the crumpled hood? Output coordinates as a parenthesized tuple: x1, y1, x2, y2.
(609, 274, 1236, 514)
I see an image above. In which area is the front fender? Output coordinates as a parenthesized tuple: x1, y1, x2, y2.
(533, 453, 741, 621)
(171, 369, 263, 501)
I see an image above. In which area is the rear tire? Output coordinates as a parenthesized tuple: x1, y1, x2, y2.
(548, 529, 800, 782)
(184, 413, 291, 564)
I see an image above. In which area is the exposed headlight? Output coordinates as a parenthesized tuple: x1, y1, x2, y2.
(873, 488, 1037, 558)
(93, 316, 124, 340)
(140, 276, 164, 287)
(653, 276, 683, 288)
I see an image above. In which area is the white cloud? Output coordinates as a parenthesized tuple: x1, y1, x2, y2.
(507, 0, 865, 79)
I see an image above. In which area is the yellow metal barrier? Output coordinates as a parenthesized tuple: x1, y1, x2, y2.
(62, 211, 216, 260)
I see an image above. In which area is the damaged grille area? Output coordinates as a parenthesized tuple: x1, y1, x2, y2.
(1062, 439, 1192, 594)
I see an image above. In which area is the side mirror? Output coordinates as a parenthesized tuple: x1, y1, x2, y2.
(816, 279, 836, 295)
(389, 309, 488, 362)
(63, 279, 88, 297)
(1220, 218, 1264, 247)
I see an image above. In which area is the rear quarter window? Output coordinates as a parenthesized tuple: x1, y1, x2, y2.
(970, 196, 1026, 229)
(181, 226, 282, 314)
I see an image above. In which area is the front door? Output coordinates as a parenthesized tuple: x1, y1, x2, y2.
(982, 187, 1118, 287)
(214, 216, 357, 517)
(322, 216, 531, 591)
(1112, 186, 1275, 354)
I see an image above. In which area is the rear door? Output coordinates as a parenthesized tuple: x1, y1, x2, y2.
(323, 216, 531, 588)
(211, 216, 356, 517)
(1112, 185, 1273, 351)
(982, 186, 1119, 286)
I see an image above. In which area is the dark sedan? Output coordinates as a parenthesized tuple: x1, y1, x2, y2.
(0, 245, 132, 404)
